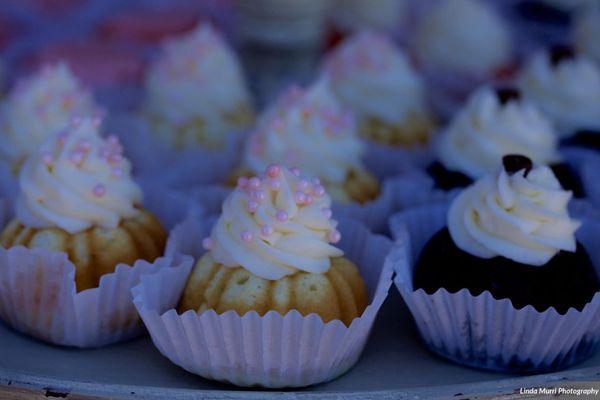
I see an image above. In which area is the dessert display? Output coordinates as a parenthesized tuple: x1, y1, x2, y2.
(392, 155, 600, 373)
(428, 85, 584, 196)
(143, 24, 253, 149)
(0, 63, 102, 170)
(132, 164, 393, 387)
(324, 30, 435, 148)
(0, 117, 167, 291)
(180, 164, 368, 325)
(518, 45, 600, 144)
(0, 0, 599, 393)
(239, 81, 379, 204)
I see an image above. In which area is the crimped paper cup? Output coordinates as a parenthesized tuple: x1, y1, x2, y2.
(104, 113, 244, 189)
(0, 188, 202, 347)
(389, 203, 600, 373)
(0, 248, 192, 348)
(133, 216, 394, 388)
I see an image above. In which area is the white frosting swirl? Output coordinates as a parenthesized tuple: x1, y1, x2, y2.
(448, 165, 580, 266)
(574, 4, 600, 65)
(209, 165, 344, 280)
(16, 117, 143, 234)
(144, 24, 251, 145)
(244, 80, 365, 185)
(325, 30, 429, 125)
(438, 87, 560, 179)
(518, 50, 600, 135)
(0, 63, 102, 165)
(414, 0, 511, 75)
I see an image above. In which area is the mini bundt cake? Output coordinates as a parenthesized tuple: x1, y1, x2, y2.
(180, 164, 369, 326)
(0, 117, 167, 292)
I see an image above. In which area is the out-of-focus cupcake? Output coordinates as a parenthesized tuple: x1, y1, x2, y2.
(0, 63, 102, 171)
(236, 80, 379, 204)
(392, 155, 600, 373)
(143, 24, 253, 149)
(1, 117, 167, 292)
(573, 3, 600, 65)
(428, 85, 584, 196)
(324, 30, 435, 148)
(518, 45, 600, 147)
(413, 0, 513, 115)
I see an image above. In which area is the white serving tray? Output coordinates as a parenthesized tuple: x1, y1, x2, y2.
(2, 290, 599, 399)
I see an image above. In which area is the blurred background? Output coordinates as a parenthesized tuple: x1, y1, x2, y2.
(0, 0, 594, 113)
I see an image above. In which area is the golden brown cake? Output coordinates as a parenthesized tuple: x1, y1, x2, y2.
(1, 210, 166, 292)
(182, 164, 370, 326)
(146, 102, 253, 149)
(179, 253, 368, 325)
(360, 112, 436, 147)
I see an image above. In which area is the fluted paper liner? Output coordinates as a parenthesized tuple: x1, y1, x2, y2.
(0, 189, 202, 347)
(389, 203, 600, 373)
(105, 113, 244, 189)
(133, 216, 394, 388)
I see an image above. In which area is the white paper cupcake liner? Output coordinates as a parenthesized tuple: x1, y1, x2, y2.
(0, 188, 202, 347)
(0, 247, 192, 348)
(388, 203, 600, 373)
(104, 113, 245, 189)
(133, 215, 394, 388)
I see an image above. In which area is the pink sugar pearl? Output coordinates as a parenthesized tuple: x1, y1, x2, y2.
(92, 183, 106, 197)
(248, 177, 261, 190)
(247, 200, 259, 213)
(261, 225, 274, 237)
(294, 191, 307, 205)
(290, 167, 300, 177)
(313, 185, 325, 198)
(240, 231, 253, 243)
(276, 210, 288, 222)
(329, 230, 341, 244)
(266, 163, 281, 178)
(202, 237, 214, 250)
(297, 179, 309, 192)
(237, 176, 249, 188)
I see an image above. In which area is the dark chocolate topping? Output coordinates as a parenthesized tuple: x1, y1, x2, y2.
(495, 87, 521, 105)
(502, 154, 533, 176)
(549, 45, 576, 66)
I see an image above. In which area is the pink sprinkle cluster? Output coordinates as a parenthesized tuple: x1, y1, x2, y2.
(202, 164, 341, 248)
(42, 117, 125, 199)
